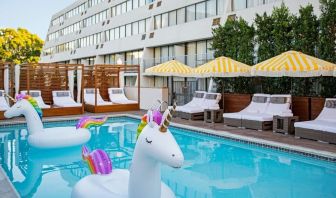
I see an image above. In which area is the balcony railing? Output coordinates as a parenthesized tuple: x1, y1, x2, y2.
(142, 52, 215, 70)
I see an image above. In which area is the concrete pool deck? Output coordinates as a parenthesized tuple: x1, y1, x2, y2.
(0, 110, 336, 197)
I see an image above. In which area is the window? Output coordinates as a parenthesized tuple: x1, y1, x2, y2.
(116, 5, 121, 15)
(169, 11, 177, 26)
(146, 18, 151, 32)
(133, 0, 139, 9)
(111, 7, 116, 17)
(126, 24, 132, 37)
(196, 2, 206, 20)
(139, 20, 145, 33)
(207, 0, 217, 17)
(139, 0, 146, 6)
(132, 22, 139, 35)
(177, 8, 185, 25)
(154, 15, 161, 30)
(186, 42, 196, 66)
(105, 30, 110, 41)
(218, 0, 225, 13)
(121, 3, 127, 14)
(120, 26, 125, 38)
(161, 46, 169, 62)
(127, 0, 132, 11)
(154, 47, 161, 63)
(234, 0, 247, 10)
(110, 29, 115, 40)
(115, 27, 120, 39)
(161, 13, 169, 28)
(187, 5, 196, 22)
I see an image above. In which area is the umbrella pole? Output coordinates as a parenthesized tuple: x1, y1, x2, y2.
(170, 76, 174, 105)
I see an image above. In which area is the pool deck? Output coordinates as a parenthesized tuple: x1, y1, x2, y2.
(1, 110, 336, 197)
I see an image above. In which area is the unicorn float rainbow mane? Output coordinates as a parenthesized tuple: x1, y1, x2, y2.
(76, 116, 108, 129)
(16, 94, 43, 119)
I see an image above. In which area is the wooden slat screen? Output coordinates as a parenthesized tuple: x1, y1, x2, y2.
(83, 64, 140, 103)
(20, 63, 84, 104)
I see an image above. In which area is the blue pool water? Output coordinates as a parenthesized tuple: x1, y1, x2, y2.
(0, 117, 335, 198)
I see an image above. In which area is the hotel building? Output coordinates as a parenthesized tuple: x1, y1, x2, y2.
(41, 0, 321, 102)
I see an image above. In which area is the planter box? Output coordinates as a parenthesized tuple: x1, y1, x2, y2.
(292, 97, 310, 121)
(310, 97, 325, 120)
(223, 93, 252, 113)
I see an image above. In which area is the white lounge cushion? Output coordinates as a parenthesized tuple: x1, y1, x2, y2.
(174, 91, 206, 111)
(52, 91, 82, 107)
(223, 94, 271, 119)
(0, 90, 10, 111)
(108, 88, 137, 104)
(316, 98, 336, 122)
(178, 106, 206, 113)
(20, 90, 50, 109)
(84, 88, 113, 106)
(294, 120, 336, 133)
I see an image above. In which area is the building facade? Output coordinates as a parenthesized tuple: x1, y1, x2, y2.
(41, 0, 321, 91)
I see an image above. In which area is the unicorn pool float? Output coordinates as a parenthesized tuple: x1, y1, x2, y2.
(72, 104, 184, 198)
(4, 94, 92, 149)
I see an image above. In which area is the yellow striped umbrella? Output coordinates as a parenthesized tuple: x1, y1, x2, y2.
(252, 51, 336, 77)
(193, 56, 251, 78)
(144, 60, 194, 77)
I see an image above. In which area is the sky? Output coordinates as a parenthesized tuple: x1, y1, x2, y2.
(0, 0, 76, 40)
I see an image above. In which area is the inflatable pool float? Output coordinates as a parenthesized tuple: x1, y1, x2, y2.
(4, 94, 91, 149)
(72, 104, 184, 198)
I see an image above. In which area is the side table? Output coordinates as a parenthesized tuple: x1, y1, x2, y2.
(204, 109, 224, 127)
(273, 115, 299, 135)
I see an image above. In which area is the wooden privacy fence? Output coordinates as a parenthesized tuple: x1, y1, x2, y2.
(83, 64, 140, 113)
(20, 63, 84, 117)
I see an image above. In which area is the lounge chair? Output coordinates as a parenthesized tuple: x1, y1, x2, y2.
(179, 93, 221, 120)
(295, 98, 336, 144)
(174, 91, 206, 112)
(241, 94, 293, 130)
(84, 88, 113, 106)
(0, 90, 10, 111)
(52, 90, 82, 107)
(108, 88, 137, 104)
(20, 90, 50, 109)
(223, 94, 271, 127)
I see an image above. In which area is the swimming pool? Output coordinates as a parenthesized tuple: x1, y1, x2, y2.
(0, 116, 335, 198)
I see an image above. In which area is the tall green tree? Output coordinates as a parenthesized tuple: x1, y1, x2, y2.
(0, 28, 44, 64)
(318, 0, 336, 63)
(292, 4, 319, 56)
(212, 17, 254, 64)
(212, 17, 255, 94)
(255, 12, 275, 62)
(271, 3, 294, 55)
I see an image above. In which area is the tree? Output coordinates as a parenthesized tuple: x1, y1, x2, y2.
(271, 3, 294, 55)
(318, 0, 336, 63)
(0, 28, 44, 64)
(212, 17, 255, 94)
(255, 12, 275, 62)
(292, 4, 319, 56)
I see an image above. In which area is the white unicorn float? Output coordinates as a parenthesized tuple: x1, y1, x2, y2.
(4, 94, 91, 149)
(72, 104, 184, 198)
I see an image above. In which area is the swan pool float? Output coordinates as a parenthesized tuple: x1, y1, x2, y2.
(72, 105, 184, 198)
(4, 94, 91, 149)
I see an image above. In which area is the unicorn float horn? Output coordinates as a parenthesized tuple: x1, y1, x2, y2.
(4, 93, 16, 103)
(159, 102, 176, 133)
